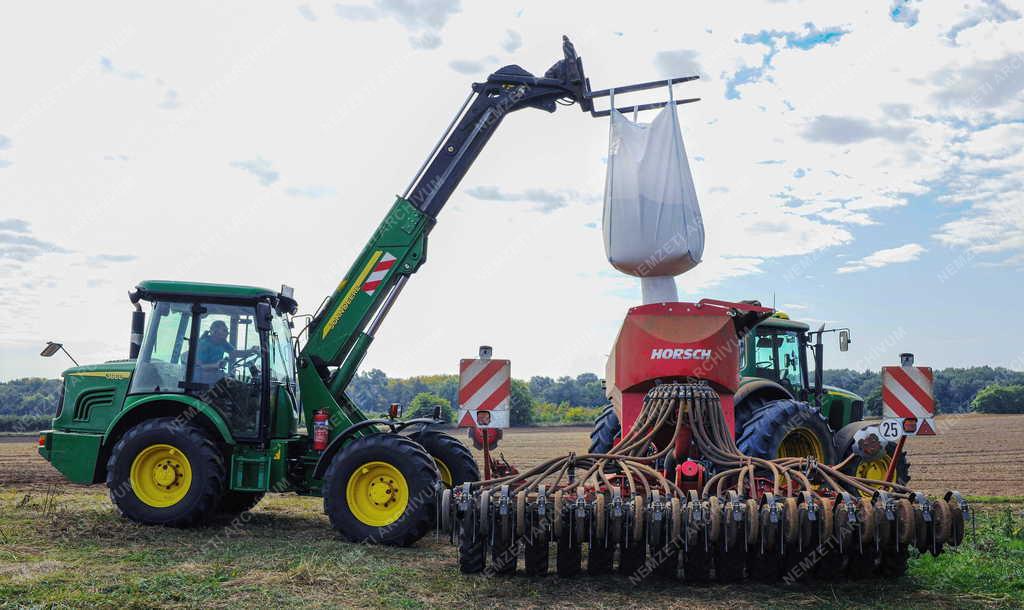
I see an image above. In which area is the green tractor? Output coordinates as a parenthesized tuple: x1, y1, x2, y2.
(38, 38, 699, 544)
(591, 309, 909, 494)
(40, 280, 479, 543)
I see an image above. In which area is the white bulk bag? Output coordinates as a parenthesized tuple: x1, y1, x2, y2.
(602, 98, 704, 302)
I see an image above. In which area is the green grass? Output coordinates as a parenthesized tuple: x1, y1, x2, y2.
(965, 496, 1024, 505)
(0, 490, 1021, 609)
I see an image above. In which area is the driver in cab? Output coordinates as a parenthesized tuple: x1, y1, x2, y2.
(195, 320, 257, 384)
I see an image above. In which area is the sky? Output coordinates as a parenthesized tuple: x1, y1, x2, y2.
(1, 1, 1023, 382)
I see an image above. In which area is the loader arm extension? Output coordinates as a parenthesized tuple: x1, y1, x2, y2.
(297, 36, 698, 439)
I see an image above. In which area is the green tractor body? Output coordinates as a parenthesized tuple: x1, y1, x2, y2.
(39, 201, 478, 542)
(737, 312, 864, 430)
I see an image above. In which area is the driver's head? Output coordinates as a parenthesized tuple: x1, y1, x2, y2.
(209, 320, 229, 340)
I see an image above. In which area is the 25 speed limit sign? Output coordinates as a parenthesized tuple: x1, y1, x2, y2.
(879, 419, 904, 441)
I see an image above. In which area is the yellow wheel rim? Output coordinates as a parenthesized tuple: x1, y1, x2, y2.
(434, 458, 453, 487)
(855, 456, 892, 498)
(346, 461, 408, 526)
(130, 444, 192, 508)
(777, 428, 826, 461)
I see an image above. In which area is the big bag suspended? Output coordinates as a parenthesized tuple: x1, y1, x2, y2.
(602, 102, 704, 280)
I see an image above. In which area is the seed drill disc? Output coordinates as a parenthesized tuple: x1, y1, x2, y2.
(441, 488, 452, 533)
(633, 495, 645, 541)
(858, 498, 876, 546)
(708, 496, 722, 544)
(782, 497, 799, 546)
(479, 490, 491, 536)
(895, 498, 915, 546)
(516, 491, 527, 537)
(947, 499, 965, 546)
(759, 502, 778, 553)
(671, 497, 683, 541)
(931, 499, 952, 553)
(744, 499, 760, 547)
(553, 490, 564, 537)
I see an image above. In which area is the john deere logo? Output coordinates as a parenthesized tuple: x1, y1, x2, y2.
(650, 348, 712, 360)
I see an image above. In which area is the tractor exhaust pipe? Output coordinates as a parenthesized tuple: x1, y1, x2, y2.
(129, 291, 144, 359)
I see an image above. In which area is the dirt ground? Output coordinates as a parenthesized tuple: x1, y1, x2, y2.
(462, 413, 1024, 498)
(1, 415, 1021, 608)
(3, 413, 1022, 496)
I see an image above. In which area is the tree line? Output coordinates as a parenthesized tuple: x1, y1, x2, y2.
(2, 365, 1022, 432)
(822, 366, 1024, 415)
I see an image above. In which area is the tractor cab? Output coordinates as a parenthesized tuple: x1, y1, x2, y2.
(129, 280, 300, 441)
(742, 312, 811, 400)
(740, 311, 864, 430)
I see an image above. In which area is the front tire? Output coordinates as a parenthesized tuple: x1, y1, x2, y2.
(323, 433, 439, 546)
(106, 417, 225, 527)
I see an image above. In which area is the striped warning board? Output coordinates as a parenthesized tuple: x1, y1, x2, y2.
(882, 365, 936, 436)
(361, 252, 396, 296)
(456, 357, 510, 429)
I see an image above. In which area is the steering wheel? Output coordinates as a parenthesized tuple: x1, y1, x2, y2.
(754, 361, 775, 369)
(228, 351, 259, 375)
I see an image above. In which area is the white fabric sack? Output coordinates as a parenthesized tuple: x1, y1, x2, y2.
(602, 102, 704, 297)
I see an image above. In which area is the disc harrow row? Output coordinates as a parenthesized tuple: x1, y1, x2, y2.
(439, 383, 969, 580)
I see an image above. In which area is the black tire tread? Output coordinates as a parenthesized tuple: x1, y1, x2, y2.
(105, 417, 225, 528)
(408, 430, 480, 487)
(323, 433, 439, 546)
(736, 399, 837, 464)
(588, 405, 620, 454)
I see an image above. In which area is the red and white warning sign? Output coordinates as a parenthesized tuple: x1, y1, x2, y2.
(361, 252, 396, 296)
(881, 363, 936, 438)
(457, 354, 510, 429)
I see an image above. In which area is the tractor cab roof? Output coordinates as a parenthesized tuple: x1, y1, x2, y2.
(755, 312, 811, 333)
(132, 280, 298, 314)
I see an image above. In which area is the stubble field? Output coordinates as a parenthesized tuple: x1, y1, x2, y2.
(0, 413, 1022, 608)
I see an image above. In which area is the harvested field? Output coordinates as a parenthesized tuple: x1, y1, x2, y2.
(1, 414, 1022, 608)
(465, 413, 1024, 498)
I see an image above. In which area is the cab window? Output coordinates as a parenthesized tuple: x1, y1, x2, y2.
(754, 329, 804, 391)
(193, 304, 263, 439)
(130, 301, 192, 394)
(268, 314, 295, 384)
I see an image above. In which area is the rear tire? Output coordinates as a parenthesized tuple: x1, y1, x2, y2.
(323, 433, 439, 546)
(733, 392, 773, 439)
(407, 430, 480, 487)
(588, 405, 620, 454)
(106, 417, 225, 527)
(736, 399, 837, 464)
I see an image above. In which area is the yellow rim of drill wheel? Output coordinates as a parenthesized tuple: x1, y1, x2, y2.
(130, 443, 193, 508)
(777, 428, 826, 461)
(434, 458, 453, 487)
(855, 456, 892, 498)
(346, 461, 409, 526)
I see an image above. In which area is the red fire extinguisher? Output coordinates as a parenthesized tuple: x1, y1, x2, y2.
(313, 410, 330, 451)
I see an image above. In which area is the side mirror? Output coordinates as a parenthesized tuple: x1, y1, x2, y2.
(255, 302, 273, 332)
(839, 329, 850, 352)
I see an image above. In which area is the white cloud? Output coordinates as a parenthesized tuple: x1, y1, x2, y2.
(335, 0, 461, 48)
(297, 4, 317, 22)
(501, 29, 522, 53)
(837, 243, 926, 273)
(230, 158, 279, 186)
(3, 2, 1024, 378)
